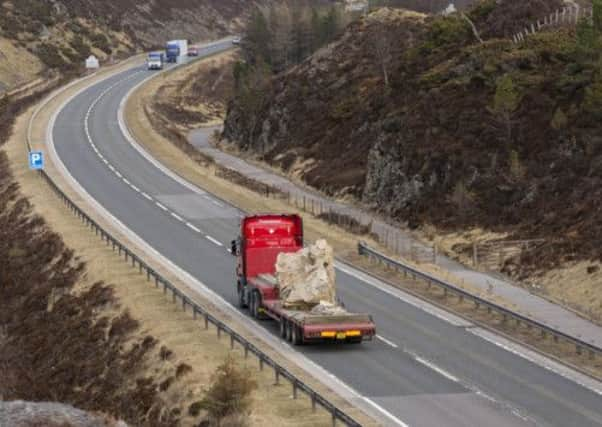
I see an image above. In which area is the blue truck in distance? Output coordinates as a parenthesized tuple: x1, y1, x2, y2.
(165, 42, 179, 63)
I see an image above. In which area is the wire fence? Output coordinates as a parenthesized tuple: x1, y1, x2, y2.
(512, 4, 593, 43)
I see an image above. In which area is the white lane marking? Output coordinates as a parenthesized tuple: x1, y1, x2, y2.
(115, 171, 122, 178)
(211, 200, 223, 207)
(361, 397, 409, 427)
(413, 355, 459, 382)
(376, 334, 398, 348)
(186, 222, 201, 233)
(155, 202, 168, 211)
(108, 164, 115, 171)
(170, 212, 184, 222)
(202, 194, 212, 200)
(470, 327, 602, 396)
(142, 192, 153, 201)
(123, 178, 131, 185)
(130, 184, 140, 192)
(205, 235, 223, 247)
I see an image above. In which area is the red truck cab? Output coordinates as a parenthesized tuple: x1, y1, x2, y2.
(233, 214, 375, 345)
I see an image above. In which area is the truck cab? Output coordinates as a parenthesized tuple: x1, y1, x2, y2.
(146, 52, 164, 70)
(165, 43, 180, 63)
(235, 214, 303, 309)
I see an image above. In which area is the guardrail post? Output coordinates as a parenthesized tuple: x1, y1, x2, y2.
(163, 282, 167, 294)
(172, 289, 176, 303)
(553, 334, 559, 343)
(332, 412, 336, 427)
(311, 394, 317, 412)
(576, 345, 582, 355)
(230, 334, 235, 349)
(155, 276, 159, 288)
(204, 314, 209, 330)
(244, 343, 249, 359)
(292, 380, 298, 399)
(217, 325, 221, 339)
(182, 298, 186, 311)
(193, 307, 197, 320)
(274, 368, 280, 385)
(259, 358, 264, 371)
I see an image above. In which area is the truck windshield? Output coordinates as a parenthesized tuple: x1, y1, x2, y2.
(149, 54, 161, 60)
(243, 218, 301, 248)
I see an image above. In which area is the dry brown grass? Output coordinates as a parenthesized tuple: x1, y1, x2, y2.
(0, 37, 45, 91)
(9, 59, 371, 426)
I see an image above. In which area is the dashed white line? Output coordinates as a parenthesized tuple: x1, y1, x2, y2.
(376, 335, 399, 348)
(211, 200, 223, 207)
(155, 202, 168, 211)
(115, 171, 122, 178)
(142, 192, 153, 201)
(108, 164, 115, 171)
(413, 355, 459, 383)
(170, 212, 184, 222)
(122, 178, 131, 185)
(205, 235, 223, 247)
(186, 222, 201, 233)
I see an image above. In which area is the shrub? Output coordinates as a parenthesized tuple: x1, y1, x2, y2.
(425, 16, 471, 49)
(90, 32, 112, 55)
(70, 35, 91, 61)
(36, 42, 69, 69)
(200, 356, 257, 424)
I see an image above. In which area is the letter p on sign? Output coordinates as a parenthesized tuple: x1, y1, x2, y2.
(29, 151, 44, 170)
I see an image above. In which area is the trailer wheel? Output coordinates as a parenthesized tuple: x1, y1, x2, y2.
(285, 321, 293, 342)
(279, 319, 287, 339)
(292, 325, 303, 346)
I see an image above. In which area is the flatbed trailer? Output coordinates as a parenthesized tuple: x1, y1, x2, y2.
(234, 214, 375, 345)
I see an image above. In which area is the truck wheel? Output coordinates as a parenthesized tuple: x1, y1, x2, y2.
(237, 283, 247, 309)
(292, 325, 303, 346)
(252, 291, 267, 320)
(250, 292, 258, 318)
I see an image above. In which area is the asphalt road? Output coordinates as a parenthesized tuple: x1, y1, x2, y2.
(51, 42, 602, 427)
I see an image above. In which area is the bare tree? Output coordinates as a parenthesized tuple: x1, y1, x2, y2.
(373, 27, 394, 87)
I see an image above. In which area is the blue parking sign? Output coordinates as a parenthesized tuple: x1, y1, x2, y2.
(29, 151, 44, 170)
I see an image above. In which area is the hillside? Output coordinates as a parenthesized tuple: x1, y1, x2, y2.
(222, 0, 602, 282)
(0, 0, 262, 92)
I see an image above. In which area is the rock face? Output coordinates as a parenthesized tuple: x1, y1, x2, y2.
(0, 400, 127, 427)
(276, 239, 336, 309)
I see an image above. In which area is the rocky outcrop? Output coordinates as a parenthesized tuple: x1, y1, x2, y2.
(0, 401, 127, 427)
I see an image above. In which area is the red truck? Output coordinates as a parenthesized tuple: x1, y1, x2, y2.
(233, 214, 376, 345)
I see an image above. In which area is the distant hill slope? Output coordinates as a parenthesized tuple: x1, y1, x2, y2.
(0, 0, 262, 92)
(223, 0, 602, 276)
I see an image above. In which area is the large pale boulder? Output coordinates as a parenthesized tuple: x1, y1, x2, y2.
(276, 239, 336, 308)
